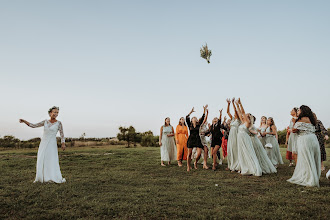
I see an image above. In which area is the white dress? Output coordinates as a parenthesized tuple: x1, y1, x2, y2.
(160, 125, 177, 162)
(29, 120, 66, 183)
(249, 126, 277, 174)
(287, 122, 321, 187)
(265, 127, 284, 166)
(237, 124, 262, 176)
(227, 119, 240, 171)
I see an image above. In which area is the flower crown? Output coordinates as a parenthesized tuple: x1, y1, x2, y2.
(48, 106, 59, 113)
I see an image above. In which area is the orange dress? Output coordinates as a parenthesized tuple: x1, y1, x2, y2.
(175, 125, 188, 161)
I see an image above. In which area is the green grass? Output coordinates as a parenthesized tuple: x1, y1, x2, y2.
(1, 146, 329, 219)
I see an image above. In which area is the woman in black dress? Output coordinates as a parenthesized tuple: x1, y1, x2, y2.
(313, 113, 329, 171)
(186, 105, 208, 172)
(206, 109, 225, 170)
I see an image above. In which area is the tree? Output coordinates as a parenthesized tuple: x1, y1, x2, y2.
(141, 131, 159, 147)
(117, 126, 139, 148)
(277, 129, 287, 145)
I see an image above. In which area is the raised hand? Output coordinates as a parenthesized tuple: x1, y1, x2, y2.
(226, 98, 231, 104)
(19, 119, 24, 123)
(203, 104, 208, 110)
(232, 97, 235, 103)
(238, 98, 241, 104)
(189, 107, 195, 115)
(219, 109, 223, 114)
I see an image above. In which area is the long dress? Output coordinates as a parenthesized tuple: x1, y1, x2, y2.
(29, 120, 66, 183)
(315, 120, 328, 162)
(287, 119, 298, 159)
(249, 126, 277, 174)
(175, 125, 188, 161)
(265, 127, 284, 166)
(227, 119, 240, 171)
(287, 122, 321, 187)
(199, 123, 211, 158)
(258, 127, 267, 146)
(161, 125, 177, 162)
(237, 124, 262, 176)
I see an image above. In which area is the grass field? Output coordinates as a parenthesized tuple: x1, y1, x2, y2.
(1, 146, 330, 219)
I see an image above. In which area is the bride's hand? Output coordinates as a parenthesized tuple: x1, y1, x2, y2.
(61, 143, 66, 151)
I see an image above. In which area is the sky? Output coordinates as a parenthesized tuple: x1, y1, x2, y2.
(1, 0, 329, 140)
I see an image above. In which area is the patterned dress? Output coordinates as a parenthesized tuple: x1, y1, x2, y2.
(315, 120, 328, 161)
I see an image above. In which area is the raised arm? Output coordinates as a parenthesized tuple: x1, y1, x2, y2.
(226, 99, 233, 120)
(202, 109, 209, 126)
(186, 107, 195, 128)
(234, 101, 243, 122)
(232, 98, 239, 120)
(198, 105, 208, 125)
(19, 119, 45, 128)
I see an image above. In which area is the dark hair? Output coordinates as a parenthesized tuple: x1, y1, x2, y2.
(164, 117, 171, 126)
(252, 115, 256, 124)
(297, 105, 316, 126)
(178, 117, 186, 126)
(48, 106, 59, 114)
(268, 117, 275, 132)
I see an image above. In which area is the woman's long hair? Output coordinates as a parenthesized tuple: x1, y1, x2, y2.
(178, 117, 186, 126)
(260, 116, 267, 127)
(268, 117, 275, 132)
(164, 117, 171, 126)
(297, 105, 317, 126)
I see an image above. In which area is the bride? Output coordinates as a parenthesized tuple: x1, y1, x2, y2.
(19, 106, 66, 183)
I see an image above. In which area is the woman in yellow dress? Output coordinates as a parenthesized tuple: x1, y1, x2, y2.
(175, 117, 189, 167)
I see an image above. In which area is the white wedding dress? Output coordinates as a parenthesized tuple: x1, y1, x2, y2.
(29, 120, 66, 183)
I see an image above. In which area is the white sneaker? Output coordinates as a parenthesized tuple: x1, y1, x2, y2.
(326, 170, 330, 179)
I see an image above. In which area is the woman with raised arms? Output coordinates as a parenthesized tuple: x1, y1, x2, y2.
(19, 106, 66, 183)
(186, 105, 208, 172)
(199, 109, 210, 169)
(226, 98, 241, 172)
(235, 99, 262, 176)
(205, 109, 225, 171)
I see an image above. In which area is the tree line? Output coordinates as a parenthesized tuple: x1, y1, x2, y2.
(1, 127, 329, 149)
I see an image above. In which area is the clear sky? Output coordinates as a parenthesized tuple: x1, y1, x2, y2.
(1, 0, 329, 140)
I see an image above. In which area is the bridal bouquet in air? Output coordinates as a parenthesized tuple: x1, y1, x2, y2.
(200, 43, 212, 63)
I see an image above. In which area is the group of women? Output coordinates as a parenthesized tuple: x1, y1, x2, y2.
(159, 98, 329, 187)
(18, 104, 329, 187)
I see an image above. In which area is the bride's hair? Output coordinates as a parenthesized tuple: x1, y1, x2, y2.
(48, 106, 59, 114)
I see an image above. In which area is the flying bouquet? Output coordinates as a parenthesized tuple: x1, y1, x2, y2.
(200, 43, 212, 63)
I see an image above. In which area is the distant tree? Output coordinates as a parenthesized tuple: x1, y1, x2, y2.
(0, 135, 20, 148)
(277, 129, 287, 145)
(117, 126, 139, 148)
(80, 133, 86, 141)
(141, 131, 158, 147)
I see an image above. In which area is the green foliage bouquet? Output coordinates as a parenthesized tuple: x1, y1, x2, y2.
(200, 43, 212, 63)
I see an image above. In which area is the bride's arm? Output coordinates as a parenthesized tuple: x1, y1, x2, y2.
(58, 122, 66, 151)
(19, 119, 45, 128)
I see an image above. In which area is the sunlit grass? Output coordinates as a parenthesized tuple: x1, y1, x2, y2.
(1, 146, 329, 219)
